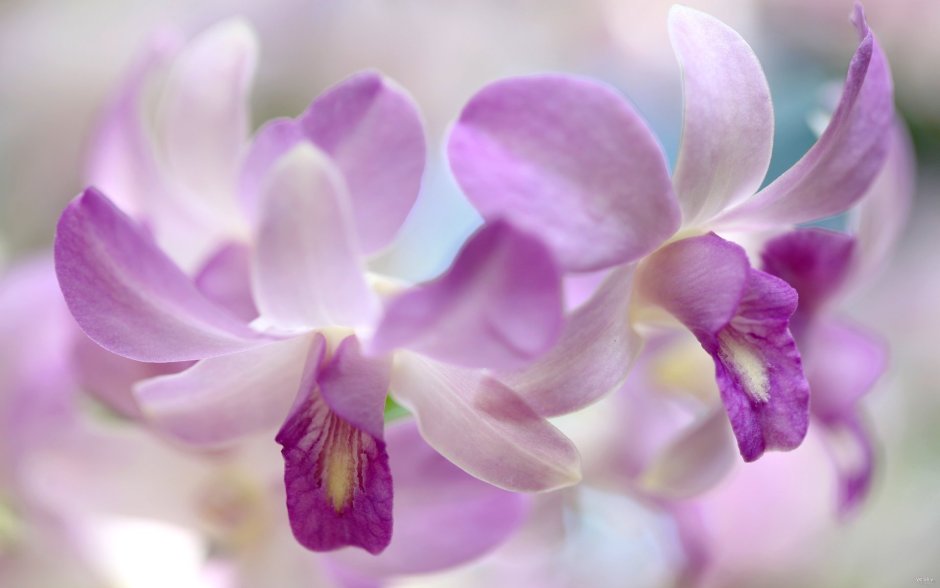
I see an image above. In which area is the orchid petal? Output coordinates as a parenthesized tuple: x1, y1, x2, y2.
(390, 353, 581, 492)
(717, 5, 894, 227)
(819, 412, 875, 517)
(669, 6, 774, 224)
(55, 189, 266, 362)
(194, 243, 258, 322)
(300, 72, 426, 253)
(448, 74, 680, 271)
(154, 18, 257, 224)
(500, 266, 639, 416)
(252, 144, 378, 330)
(369, 221, 563, 371)
(277, 341, 392, 554)
(134, 335, 315, 445)
(237, 117, 305, 221)
(318, 336, 391, 441)
(329, 421, 529, 576)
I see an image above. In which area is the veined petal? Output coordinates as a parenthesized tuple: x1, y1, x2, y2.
(55, 189, 267, 362)
(154, 18, 257, 224)
(134, 334, 316, 446)
(716, 5, 894, 228)
(328, 421, 529, 577)
(499, 266, 640, 416)
(368, 221, 563, 371)
(390, 353, 581, 492)
(276, 341, 393, 554)
(252, 144, 378, 331)
(669, 6, 774, 224)
(448, 74, 680, 271)
(300, 71, 426, 253)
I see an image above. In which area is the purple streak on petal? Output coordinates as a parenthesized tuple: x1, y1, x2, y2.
(448, 74, 680, 271)
(761, 228, 856, 331)
(54, 188, 267, 362)
(500, 266, 640, 416)
(134, 334, 317, 446)
(390, 353, 581, 492)
(300, 71, 426, 253)
(369, 221, 563, 371)
(252, 144, 377, 330)
(328, 420, 529, 577)
(318, 336, 391, 441)
(195, 243, 258, 322)
(717, 5, 894, 227)
(237, 117, 305, 221)
(820, 412, 875, 518)
(669, 6, 774, 223)
(276, 342, 393, 554)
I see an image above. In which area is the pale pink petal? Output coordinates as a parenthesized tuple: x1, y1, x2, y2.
(318, 336, 392, 440)
(716, 6, 894, 227)
(390, 353, 581, 492)
(500, 266, 640, 416)
(55, 189, 267, 362)
(252, 144, 378, 330)
(237, 117, 305, 221)
(300, 71, 426, 253)
(368, 221, 562, 371)
(448, 74, 680, 271)
(669, 6, 774, 223)
(194, 243, 258, 322)
(134, 334, 317, 446)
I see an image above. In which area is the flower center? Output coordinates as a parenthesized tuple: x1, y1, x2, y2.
(717, 331, 770, 403)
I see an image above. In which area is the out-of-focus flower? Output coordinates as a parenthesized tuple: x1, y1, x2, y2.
(447, 4, 894, 463)
(55, 18, 577, 555)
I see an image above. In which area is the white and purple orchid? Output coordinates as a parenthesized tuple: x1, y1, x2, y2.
(447, 3, 894, 463)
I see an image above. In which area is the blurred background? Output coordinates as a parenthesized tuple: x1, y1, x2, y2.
(1, 0, 938, 586)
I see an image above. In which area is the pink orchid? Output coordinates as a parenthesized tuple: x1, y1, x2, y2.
(55, 19, 578, 555)
(447, 3, 894, 463)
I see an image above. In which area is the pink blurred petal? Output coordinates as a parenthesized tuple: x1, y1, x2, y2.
(237, 117, 305, 221)
(669, 6, 774, 224)
(134, 334, 317, 446)
(390, 353, 581, 492)
(500, 266, 640, 416)
(55, 189, 267, 362)
(300, 71, 426, 253)
(818, 412, 875, 517)
(194, 243, 258, 323)
(717, 5, 894, 227)
(276, 342, 392, 554)
(448, 74, 680, 271)
(369, 221, 563, 371)
(318, 336, 391, 442)
(252, 145, 378, 330)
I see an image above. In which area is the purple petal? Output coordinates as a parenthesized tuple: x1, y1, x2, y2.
(194, 243, 258, 322)
(669, 6, 774, 223)
(328, 420, 529, 577)
(237, 117, 305, 221)
(154, 18, 257, 224)
(134, 334, 317, 445)
(318, 336, 392, 442)
(55, 188, 267, 362)
(276, 342, 393, 554)
(448, 74, 680, 271)
(252, 144, 378, 330)
(368, 221, 563, 371)
(500, 266, 640, 416)
(761, 228, 856, 329)
(717, 5, 894, 227)
(390, 353, 581, 492)
(300, 71, 426, 253)
(819, 412, 875, 517)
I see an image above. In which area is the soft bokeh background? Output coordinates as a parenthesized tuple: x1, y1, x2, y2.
(1, 0, 938, 586)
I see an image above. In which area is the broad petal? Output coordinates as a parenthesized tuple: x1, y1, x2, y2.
(368, 221, 563, 371)
(276, 342, 392, 554)
(499, 266, 639, 416)
(237, 117, 305, 221)
(194, 243, 258, 322)
(761, 228, 856, 329)
(134, 334, 316, 445)
(300, 72, 426, 253)
(716, 5, 894, 227)
(669, 6, 774, 223)
(328, 421, 529, 577)
(55, 189, 266, 362)
(154, 18, 257, 224)
(390, 353, 581, 492)
(448, 74, 680, 271)
(252, 144, 378, 330)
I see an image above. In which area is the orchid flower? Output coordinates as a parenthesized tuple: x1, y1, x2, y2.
(55, 19, 578, 555)
(447, 3, 894, 462)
